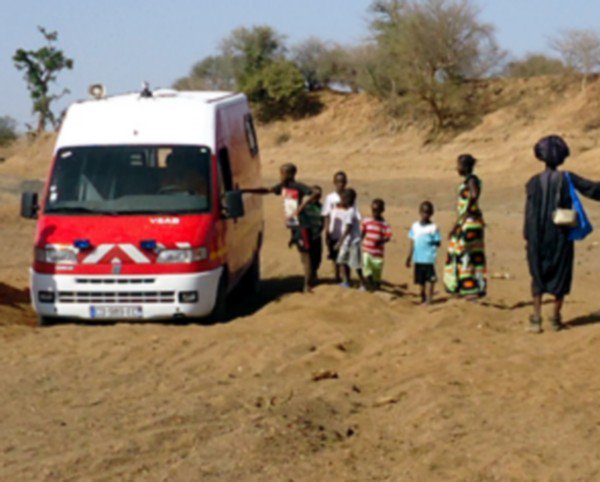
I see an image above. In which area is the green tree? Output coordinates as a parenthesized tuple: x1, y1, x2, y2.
(221, 25, 286, 97)
(175, 25, 313, 122)
(243, 59, 307, 121)
(173, 55, 236, 91)
(367, 0, 503, 132)
(292, 37, 333, 90)
(222, 26, 285, 83)
(292, 39, 366, 92)
(0, 116, 18, 146)
(504, 54, 569, 78)
(13, 26, 73, 133)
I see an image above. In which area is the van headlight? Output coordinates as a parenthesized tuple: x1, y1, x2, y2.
(35, 246, 78, 264)
(157, 247, 208, 264)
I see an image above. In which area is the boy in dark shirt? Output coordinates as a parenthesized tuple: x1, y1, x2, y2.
(304, 185, 324, 286)
(243, 163, 318, 292)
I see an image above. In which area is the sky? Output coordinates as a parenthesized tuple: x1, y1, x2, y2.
(1, 0, 600, 130)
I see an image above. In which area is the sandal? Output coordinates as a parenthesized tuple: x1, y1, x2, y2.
(528, 314, 543, 334)
(549, 314, 566, 332)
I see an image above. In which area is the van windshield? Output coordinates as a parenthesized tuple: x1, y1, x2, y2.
(45, 145, 212, 215)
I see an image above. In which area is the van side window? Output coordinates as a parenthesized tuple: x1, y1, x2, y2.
(244, 114, 259, 157)
(218, 147, 234, 193)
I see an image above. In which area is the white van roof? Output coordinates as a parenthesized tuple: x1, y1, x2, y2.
(55, 90, 247, 151)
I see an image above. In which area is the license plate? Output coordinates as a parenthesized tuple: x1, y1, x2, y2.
(90, 306, 143, 319)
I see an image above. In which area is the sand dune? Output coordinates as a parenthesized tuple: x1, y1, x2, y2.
(0, 80, 599, 481)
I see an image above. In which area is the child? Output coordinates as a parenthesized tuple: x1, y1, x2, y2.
(406, 201, 442, 305)
(304, 185, 324, 285)
(361, 198, 392, 291)
(335, 188, 367, 290)
(322, 171, 348, 282)
(242, 163, 318, 292)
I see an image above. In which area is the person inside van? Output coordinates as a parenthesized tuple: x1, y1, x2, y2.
(161, 148, 208, 197)
(242, 163, 319, 293)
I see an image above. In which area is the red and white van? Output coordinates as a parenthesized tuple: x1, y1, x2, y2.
(21, 88, 263, 323)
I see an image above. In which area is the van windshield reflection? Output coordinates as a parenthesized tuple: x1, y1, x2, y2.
(45, 145, 212, 215)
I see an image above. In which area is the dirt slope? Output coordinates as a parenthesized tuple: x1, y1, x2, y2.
(0, 79, 599, 481)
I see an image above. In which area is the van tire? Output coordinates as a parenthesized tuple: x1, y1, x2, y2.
(244, 253, 261, 295)
(38, 316, 55, 327)
(211, 272, 228, 322)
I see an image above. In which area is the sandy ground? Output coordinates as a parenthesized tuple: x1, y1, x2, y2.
(0, 85, 599, 481)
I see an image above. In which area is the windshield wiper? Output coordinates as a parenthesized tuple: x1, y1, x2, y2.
(45, 206, 119, 215)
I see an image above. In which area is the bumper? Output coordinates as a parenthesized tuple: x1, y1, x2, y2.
(30, 268, 223, 321)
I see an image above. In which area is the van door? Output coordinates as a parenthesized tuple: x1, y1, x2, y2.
(217, 147, 244, 283)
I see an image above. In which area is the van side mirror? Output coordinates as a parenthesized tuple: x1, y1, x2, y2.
(21, 192, 39, 219)
(222, 190, 245, 219)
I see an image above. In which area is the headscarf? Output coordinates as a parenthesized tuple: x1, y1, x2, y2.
(534, 135, 570, 168)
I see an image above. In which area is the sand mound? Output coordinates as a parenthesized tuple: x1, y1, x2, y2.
(260, 78, 600, 184)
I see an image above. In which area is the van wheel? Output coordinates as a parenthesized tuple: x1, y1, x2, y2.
(38, 316, 55, 327)
(245, 254, 261, 295)
(211, 272, 228, 322)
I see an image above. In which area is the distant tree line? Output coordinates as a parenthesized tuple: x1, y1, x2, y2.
(8, 1, 600, 137)
(175, 0, 600, 131)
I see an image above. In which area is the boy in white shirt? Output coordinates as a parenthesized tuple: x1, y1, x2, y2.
(322, 171, 348, 282)
(335, 188, 367, 290)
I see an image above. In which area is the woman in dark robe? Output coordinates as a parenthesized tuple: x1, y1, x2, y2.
(525, 135, 600, 332)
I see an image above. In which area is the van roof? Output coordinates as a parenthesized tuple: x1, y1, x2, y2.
(55, 90, 248, 151)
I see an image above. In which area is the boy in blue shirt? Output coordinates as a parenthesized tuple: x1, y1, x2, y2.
(406, 201, 442, 305)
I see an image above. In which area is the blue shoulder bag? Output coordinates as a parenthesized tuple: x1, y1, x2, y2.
(565, 172, 593, 241)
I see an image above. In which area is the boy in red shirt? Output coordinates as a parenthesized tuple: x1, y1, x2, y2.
(361, 198, 392, 291)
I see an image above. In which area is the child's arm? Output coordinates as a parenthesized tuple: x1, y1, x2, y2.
(239, 187, 276, 195)
(432, 228, 442, 247)
(324, 215, 331, 241)
(294, 191, 319, 219)
(405, 239, 414, 268)
(378, 224, 392, 246)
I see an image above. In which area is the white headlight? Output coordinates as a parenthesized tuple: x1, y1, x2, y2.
(156, 247, 208, 264)
(35, 246, 78, 264)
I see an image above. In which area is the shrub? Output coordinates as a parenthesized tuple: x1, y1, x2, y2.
(504, 54, 569, 78)
(0, 116, 18, 146)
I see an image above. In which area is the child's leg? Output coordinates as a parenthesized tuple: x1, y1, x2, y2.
(299, 251, 312, 292)
(419, 284, 426, 303)
(334, 263, 341, 283)
(340, 264, 351, 285)
(362, 252, 373, 291)
(314, 238, 323, 281)
(356, 269, 367, 289)
(366, 275, 374, 291)
(372, 257, 384, 291)
(426, 281, 435, 304)
(328, 238, 341, 282)
(308, 240, 321, 285)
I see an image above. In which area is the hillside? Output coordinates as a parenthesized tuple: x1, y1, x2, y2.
(0, 78, 599, 481)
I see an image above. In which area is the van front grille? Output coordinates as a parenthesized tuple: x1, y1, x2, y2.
(75, 278, 155, 285)
(58, 291, 175, 304)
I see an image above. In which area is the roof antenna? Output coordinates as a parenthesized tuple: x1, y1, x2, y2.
(140, 81, 152, 98)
